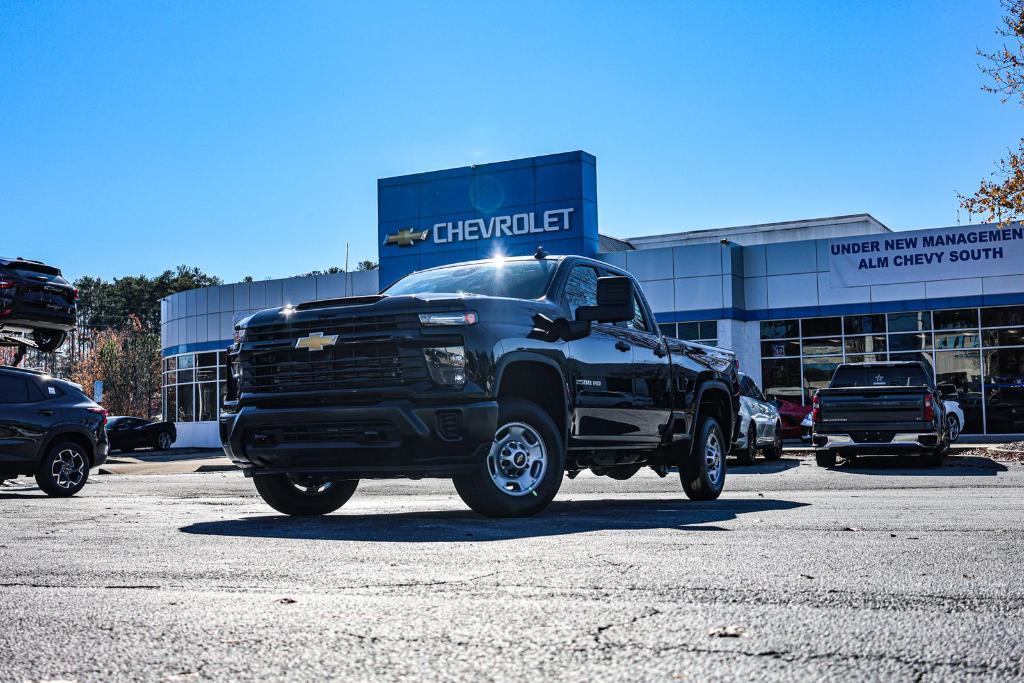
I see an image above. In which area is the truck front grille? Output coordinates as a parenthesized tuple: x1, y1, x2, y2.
(242, 341, 427, 394)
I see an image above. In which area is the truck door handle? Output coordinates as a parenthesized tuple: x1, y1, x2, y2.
(615, 341, 631, 352)
(37, 409, 54, 416)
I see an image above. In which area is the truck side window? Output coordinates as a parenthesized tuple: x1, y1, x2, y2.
(563, 265, 599, 318)
(628, 294, 649, 332)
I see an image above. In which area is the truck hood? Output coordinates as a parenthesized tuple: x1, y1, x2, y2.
(241, 292, 499, 328)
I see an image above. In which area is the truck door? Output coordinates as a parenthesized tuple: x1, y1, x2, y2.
(617, 290, 673, 444)
(0, 374, 60, 473)
(561, 264, 641, 447)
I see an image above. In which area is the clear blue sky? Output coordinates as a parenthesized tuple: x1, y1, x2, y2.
(0, 0, 1016, 283)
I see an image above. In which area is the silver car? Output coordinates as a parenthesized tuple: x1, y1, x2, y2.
(735, 372, 784, 465)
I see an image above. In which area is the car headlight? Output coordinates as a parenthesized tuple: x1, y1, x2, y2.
(419, 312, 477, 326)
(233, 327, 247, 345)
(423, 346, 466, 388)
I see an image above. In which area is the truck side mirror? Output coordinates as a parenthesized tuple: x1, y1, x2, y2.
(575, 276, 634, 324)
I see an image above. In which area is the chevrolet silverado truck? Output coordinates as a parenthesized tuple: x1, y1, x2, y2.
(220, 252, 741, 518)
(811, 361, 950, 467)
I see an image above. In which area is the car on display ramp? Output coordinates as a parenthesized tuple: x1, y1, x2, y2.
(0, 257, 77, 353)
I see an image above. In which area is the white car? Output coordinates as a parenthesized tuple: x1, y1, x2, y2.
(943, 399, 965, 442)
(735, 373, 784, 465)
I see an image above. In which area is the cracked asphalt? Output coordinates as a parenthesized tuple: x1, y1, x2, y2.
(1, 454, 1022, 682)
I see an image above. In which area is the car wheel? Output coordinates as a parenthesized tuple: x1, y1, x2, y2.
(680, 416, 726, 501)
(253, 474, 359, 516)
(762, 423, 784, 461)
(814, 450, 836, 468)
(32, 329, 67, 353)
(35, 441, 90, 497)
(735, 423, 756, 466)
(156, 431, 174, 450)
(452, 398, 564, 518)
(946, 414, 961, 443)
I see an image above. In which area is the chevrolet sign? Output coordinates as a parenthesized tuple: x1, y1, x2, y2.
(384, 228, 429, 247)
(295, 332, 339, 352)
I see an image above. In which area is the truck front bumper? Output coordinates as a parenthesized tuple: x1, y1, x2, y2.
(220, 400, 498, 478)
(813, 432, 940, 452)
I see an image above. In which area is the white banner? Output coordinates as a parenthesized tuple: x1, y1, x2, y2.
(829, 224, 1024, 287)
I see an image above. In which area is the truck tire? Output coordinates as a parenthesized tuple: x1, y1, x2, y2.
(680, 416, 726, 501)
(35, 441, 90, 497)
(814, 450, 836, 467)
(762, 424, 784, 461)
(735, 423, 756, 466)
(252, 474, 358, 516)
(453, 398, 564, 518)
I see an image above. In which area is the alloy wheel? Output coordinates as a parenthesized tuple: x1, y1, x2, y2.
(705, 430, 723, 483)
(285, 475, 336, 496)
(486, 422, 547, 496)
(157, 432, 172, 450)
(50, 448, 87, 490)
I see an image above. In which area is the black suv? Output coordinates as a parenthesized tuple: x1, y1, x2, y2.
(223, 254, 740, 518)
(0, 257, 77, 352)
(0, 366, 109, 496)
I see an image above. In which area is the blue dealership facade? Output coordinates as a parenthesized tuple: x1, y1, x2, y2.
(161, 151, 1024, 445)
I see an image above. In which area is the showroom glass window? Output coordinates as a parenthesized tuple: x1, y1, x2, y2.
(757, 305, 1024, 433)
(665, 320, 718, 347)
(162, 351, 227, 423)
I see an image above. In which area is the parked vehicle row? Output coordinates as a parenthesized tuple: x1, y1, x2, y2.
(2, 253, 969, 507)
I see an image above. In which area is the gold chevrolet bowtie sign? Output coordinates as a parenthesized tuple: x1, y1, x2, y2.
(295, 332, 339, 351)
(384, 228, 429, 247)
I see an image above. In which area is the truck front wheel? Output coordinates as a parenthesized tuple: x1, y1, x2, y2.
(453, 398, 564, 518)
(252, 474, 358, 516)
(680, 417, 726, 501)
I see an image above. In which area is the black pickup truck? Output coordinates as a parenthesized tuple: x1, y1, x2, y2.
(221, 253, 741, 518)
(811, 361, 951, 467)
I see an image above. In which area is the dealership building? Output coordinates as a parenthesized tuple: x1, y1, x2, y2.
(161, 151, 1024, 446)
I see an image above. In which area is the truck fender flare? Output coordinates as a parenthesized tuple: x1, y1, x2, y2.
(39, 427, 97, 465)
(693, 379, 735, 441)
(494, 351, 571, 437)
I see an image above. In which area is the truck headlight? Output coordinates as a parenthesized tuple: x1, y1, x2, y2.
(423, 346, 466, 388)
(419, 312, 477, 326)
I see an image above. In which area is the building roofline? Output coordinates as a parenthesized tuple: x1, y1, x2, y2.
(626, 213, 890, 243)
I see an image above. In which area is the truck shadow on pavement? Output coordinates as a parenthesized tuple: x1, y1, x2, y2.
(831, 455, 1007, 476)
(180, 497, 808, 543)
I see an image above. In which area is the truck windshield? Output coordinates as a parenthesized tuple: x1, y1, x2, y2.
(831, 364, 931, 388)
(383, 259, 557, 299)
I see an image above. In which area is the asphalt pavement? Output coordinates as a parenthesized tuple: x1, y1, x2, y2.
(1, 454, 1022, 682)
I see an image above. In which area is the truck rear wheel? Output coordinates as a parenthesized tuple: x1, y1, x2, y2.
(252, 474, 358, 516)
(453, 398, 564, 518)
(680, 416, 726, 500)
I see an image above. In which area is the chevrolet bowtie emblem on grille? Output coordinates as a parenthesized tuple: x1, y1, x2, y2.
(295, 332, 339, 352)
(384, 228, 429, 247)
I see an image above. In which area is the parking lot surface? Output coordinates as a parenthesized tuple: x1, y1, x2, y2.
(1, 455, 1022, 682)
